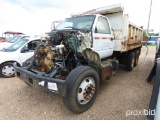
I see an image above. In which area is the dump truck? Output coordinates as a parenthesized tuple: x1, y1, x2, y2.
(13, 4, 143, 113)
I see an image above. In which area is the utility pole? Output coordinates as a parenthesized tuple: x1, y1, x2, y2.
(147, 0, 160, 37)
(147, 0, 153, 31)
(145, 0, 159, 38)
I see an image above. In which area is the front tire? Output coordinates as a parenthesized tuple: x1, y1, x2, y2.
(62, 66, 99, 114)
(0, 62, 15, 78)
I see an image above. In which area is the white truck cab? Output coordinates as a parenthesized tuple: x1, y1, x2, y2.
(56, 4, 143, 61)
(0, 37, 41, 78)
(56, 14, 114, 59)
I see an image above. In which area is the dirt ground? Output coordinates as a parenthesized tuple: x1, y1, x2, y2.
(0, 46, 156, 120)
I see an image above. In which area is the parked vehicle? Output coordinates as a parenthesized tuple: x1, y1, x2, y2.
(0, 37, 41, 78)
(147, 38, 160, 120)
(0, 31, 23, 43)
(14, 4, 143, 113)
(0, 37, 7, 42)
(0, 34, 30, 50)
(142, 41, 147, 45)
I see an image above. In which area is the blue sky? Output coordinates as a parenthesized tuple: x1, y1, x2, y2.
(0, 0, 160, 36)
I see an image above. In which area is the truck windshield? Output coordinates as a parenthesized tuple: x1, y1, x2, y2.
(4, 39, 28, 52)
(56, 15, 95, 30)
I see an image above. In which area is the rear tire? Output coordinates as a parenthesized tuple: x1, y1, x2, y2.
(0, 62, 15, 78)
(62, 66, 99, 114)
(126, 52, 135, 71)
(134, 50, 140, 67)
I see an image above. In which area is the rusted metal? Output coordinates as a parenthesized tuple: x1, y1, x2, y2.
(37, 45, 54, 72)
(126, 44, 142, 51)
(125, 23, 143, 51)
(83, 48, 101, 65)
(101, 66, 110, 81)
(100, 62, 111, 81)
(83, 84, 95, 100)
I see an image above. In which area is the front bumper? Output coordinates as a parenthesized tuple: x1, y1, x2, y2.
(13, 63, 66, 97)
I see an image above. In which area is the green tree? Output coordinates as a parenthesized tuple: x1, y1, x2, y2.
(143, 31, 157, 37)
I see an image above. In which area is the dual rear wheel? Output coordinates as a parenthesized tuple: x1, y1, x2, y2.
(126, 50, 140, 71)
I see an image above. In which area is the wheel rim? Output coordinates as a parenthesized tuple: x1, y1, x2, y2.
(2, 65, 14, 76)
(77, 77, 95, 105)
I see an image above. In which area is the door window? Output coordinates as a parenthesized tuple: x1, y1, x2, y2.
(96, 17, 111, 34)
(21, 36, 31, 39)
(23, 40, 41, 52)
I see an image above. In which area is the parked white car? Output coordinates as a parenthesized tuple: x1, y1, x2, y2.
(0, 37, 41, 78)
(0, 34, 31, 50)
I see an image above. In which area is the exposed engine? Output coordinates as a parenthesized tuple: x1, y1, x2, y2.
(24, 30, 96, 80)
(37, 45, 54, 72)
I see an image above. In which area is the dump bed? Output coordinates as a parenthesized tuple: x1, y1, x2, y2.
(72, 4, 143, 52)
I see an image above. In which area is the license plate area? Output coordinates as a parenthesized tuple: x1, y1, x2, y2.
(48, 82, 58, 91)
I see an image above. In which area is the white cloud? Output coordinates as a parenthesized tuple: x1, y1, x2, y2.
(0, 0, 160, 36)
(0, 0, 70, 35)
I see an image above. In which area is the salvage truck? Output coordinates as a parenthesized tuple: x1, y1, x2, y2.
(13, 4, 143, 113)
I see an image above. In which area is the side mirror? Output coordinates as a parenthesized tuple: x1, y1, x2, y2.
(51, 20, 62, 30)
(21, 47, 29, 53)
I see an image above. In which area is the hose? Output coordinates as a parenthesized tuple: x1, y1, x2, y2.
(144, 37, 151, 64)
(144, 43, 148, 64)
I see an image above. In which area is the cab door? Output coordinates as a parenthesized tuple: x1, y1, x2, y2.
(92, 16, 114, 58)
